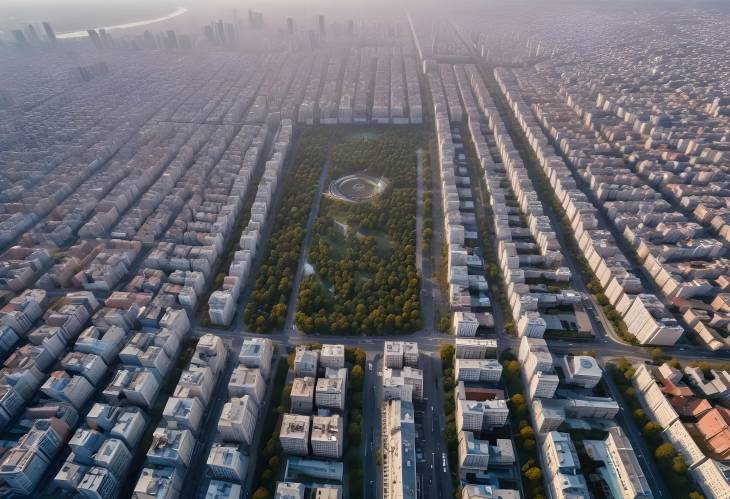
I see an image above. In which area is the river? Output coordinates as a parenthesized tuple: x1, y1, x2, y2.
(56, 6, 188, 39)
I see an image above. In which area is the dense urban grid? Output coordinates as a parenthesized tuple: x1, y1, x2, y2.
(1, 1, 730, 498)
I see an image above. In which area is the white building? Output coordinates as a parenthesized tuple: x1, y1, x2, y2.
(455, 338, 497, 359)
(205, 480, 242, 499)
(528, 371, 559, 399)
(310, 415, 343, 459)
(543, 432, 589, 499)
(218, 396, 258, 445)
(132, 466, 182, 499)
(207, 444, 247, 482)
(291, 377, 315, 414)
(455, 359, 503, 383)
(162, 397, 204, 433)
(456, 399, 509, 432)
(280, 414, 311, 456)
(382, 399, 417, 499)
(315, 377, 345, 411)
(238, 338, 274, 379)
(383, 367, 423, 401)
(458, 430, 490, 472)
(319, 344, 345, 369)
(146, 427, 194, 469)
(562, 355, 602, 388)
(453, 311, 479, 337)
(517, 312, 546, 338)
(294, 346, 319, 377)
(228, 365, 265, 406)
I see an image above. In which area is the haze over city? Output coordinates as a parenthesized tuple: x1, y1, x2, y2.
(1, 1, 730, 499)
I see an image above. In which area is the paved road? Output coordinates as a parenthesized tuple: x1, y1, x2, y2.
(363, 353, 382, 499)
(421, 352, 453, 499)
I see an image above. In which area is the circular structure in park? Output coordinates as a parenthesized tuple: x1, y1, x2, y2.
(328, 173, 387, 203)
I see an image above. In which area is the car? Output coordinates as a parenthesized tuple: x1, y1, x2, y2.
(368, 362, 373, 372)
(442, 453, 447, 470)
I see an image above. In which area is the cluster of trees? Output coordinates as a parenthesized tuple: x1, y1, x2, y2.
(499, 350, 547, 499)
(251, 360, 290, 499)
(346, 347, 366, 499)
(421, 148, 434, 255)
(610, 359, 705, 498)
(244, 129, 331, 333)
(295, 129, 423, 335)
(439, 344, 460, 492)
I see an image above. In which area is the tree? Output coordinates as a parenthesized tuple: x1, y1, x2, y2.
(650, 347, 666, 363)
(672, 454, 687, 474)
(642, 421, 662, 446)
(440, 343, 455, 365)
(351, 365, 364, 388)
(504, 360, 521, 376)
(268, 456, 280, 469)
(253, 488, 270, 499)
(689, 492, 705, 499)
(655, 443, 676, 460)
(523, 438, 536, 450)
(261, 469, 274, 484)
(633, 409, 646, 421)
(439, 315, 451, 333)
(511, 393, 526, 407)
(524, 466, 542, 481)
(519, 425, 534, 440)
(348, 421, 361, 440)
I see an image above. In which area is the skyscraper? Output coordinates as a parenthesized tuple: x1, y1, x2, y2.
(166, 31, 178, 49)
(287, 18, 294, 34)
(215, 20, 225, 44)
(12, 30, 28, 46)
(87, 30, 102, 50)
(318, 15, 325, 35)
(26, 25, 41, 44)
(42, 22, 56, 44)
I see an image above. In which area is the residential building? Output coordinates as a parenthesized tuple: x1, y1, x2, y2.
(543, 432, 590, 499)
(291, 377, 315, 414)
(218, 396, 258, 445)
(382, 399, 416, 499)
(205, 480, 242, 499)
(207, 443, 247, 482)
(310, 414, 343, 459)
(383, 367, 423, 401)
(455, 359, 503, 383)
(562, 355, 602, 388)
(315, 377, 345, 411)
(146, 427, 194, 468)
(228, 365, 265, 405)
(455, 338, 497, 359)
(458, 430, 489, 472)
(162, 397, 204, 433)
(294, 346, 319, 377)
(238, 337, 274, 379)
(319, 344, 345, 369)
(280, 414, 311, 456)
(456, 399, 509, 432)
(132, 466, 182, 499)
